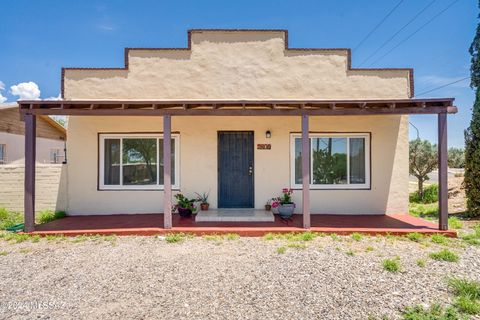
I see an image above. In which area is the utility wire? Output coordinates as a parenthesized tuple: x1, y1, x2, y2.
(368, 0, 460, 66)
(415, 76, 470, 96)
(358, 0, 437, 66)
(353, 0, 404, 52)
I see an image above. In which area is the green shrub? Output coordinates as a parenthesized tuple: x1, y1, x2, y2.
(382, 258, 400, 273)
(409, 184, 439, 204)
(454, 296, 480, 315)
(402, 304, 462, 320)
(165, 233, 185, 243)
(409, 203, 438, 218)
(407, 232, 423, 242)
(429, 249, 459, 262)
(448, 278, 480, 300)
(351, 233, 363, 241)
(0, 208, 23, 230)
(37, 210, 67, 224)
(448, 217, 463, 230)
(430, 234, 448, 245)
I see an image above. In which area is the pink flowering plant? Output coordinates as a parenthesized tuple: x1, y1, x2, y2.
(271, 188, 294, 208)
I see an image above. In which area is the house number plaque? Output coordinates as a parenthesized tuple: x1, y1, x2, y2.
(257, 144, 271, 150)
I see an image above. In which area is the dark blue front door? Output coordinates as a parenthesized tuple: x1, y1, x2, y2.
(218, 131, 254, 208)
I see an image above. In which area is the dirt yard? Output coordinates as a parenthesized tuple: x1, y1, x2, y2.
(0, 232, 479, 320)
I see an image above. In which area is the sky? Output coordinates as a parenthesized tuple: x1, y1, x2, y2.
(0, 0, 475, 147)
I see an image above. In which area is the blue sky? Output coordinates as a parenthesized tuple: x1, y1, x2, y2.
(0, 0, 475, 147)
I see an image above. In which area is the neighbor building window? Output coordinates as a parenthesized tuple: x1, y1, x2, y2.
(291, 133, 370, 189)
(50, 148, 63, 164)
(0, 144, 5, 164)
(99, 134, 179, 190)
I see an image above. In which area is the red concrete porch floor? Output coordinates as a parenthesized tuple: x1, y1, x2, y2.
(31, 214, 457, 237)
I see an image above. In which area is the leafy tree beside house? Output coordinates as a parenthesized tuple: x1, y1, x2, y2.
(465, 3, 480, 218)
(448, 147, 465, 168)
(410, 139, 437, 201)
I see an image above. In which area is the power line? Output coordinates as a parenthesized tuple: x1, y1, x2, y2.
(353, 0, 404, 52)
(358, 0, 437, 67)
(415, 76, 470, 96)
(368, 0, 460, 66)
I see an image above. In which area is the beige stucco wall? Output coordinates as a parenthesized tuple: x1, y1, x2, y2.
(66, 115, 409, 215)
(0, 132, 65, 164)
(64, 30, 411, 100)
(0, 164, 67, 213)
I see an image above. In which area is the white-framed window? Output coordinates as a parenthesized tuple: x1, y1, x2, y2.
(0, 144, 6, 164)
(99, 133, 180, 190)
(290, 133, 371, 189)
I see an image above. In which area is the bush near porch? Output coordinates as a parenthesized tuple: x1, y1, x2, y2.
(0, 207, 66, 230)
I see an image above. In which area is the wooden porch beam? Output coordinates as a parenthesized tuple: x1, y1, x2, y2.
(163, 115, 172, 229)
(302, 114, 310, 229)
(438, 113, 448, 230)
(24, 114, 36, 232)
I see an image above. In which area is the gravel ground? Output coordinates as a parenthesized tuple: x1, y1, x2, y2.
(0, 234, 479, 320)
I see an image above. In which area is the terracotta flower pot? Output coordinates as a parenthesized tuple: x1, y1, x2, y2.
(200, 203, 209, 211)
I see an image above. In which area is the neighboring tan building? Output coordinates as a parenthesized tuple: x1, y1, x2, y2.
(0, 104, 66, 164)
(19, 30, 456, 232)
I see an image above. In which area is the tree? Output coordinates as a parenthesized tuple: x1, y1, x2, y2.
(465, 1, 480, 217)
(409, 139, 437, 200)
(448, 147, 465, 168)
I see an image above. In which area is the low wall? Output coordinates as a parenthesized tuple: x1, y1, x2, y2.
(0, 164, 67, 213)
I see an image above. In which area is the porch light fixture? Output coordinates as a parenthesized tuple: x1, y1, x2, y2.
(265, 130, 272, 139)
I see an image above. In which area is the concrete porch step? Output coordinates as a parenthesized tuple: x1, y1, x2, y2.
(195, 209, 275, 222)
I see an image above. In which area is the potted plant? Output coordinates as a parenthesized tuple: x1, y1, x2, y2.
(195, 191, 210, 211)
(174, 193, 197, 217)
(265, 199, 272, 211)
(272, 188, 295, 219)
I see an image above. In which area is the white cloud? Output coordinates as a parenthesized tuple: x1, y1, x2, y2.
(45, 94, 62, 101)
(0, 80, 6, 104)
(418, 75, 470, 89)
(97, 24, 115, 31)
(10, 81, 41, 100)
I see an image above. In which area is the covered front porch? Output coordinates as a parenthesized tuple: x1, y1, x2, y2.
(19, 98, 457, 234)
(32, 212, 456, 237)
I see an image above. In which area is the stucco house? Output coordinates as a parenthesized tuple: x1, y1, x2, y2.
(0, 104, 65, 164)
(18, 30, 456, 234)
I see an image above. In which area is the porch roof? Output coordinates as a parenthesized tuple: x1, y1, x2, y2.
(18, 98, 456, 116)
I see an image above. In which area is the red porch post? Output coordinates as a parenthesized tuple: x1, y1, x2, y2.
(24, 114, 36, 232)
(302, 115, 311, 229)
(438, 113, 448, 230)
(163, 115, 172, 229)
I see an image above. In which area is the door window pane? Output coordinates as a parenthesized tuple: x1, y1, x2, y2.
(122, 138, 157, 185)
(158, 138, 176, 185)
(349, 138, 366, 184)
(294, 138, 302, 184)
(312, 138, 347, 185)
(104, 139, 120, 185)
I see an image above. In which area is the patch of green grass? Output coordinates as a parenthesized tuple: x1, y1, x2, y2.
(0, 208, 23, 230)
(225, 233, 240, 240)
(202, 234, 223, 241)
(448, 278, 480, 300)
(409, 203, 438, 219)
(431, 234, 448, 245)
(448, 217, 463, 230)
(345, 250, 355, 256)
(429, 249, 459, 262)
(71, 235, 89, 243)
(287, 242, 306, 249)
(282, 232, 316, 242)
(263, 233, 275, 240)
(276, 246, 286, 254)
(30, 235, 41, 243)
(351, 233, 363, 241)
(416, 259, 426, 267)
(1, 233, 31, 243)
(0, 251, 8, 256)
(19, 248, 32, 254)
(37, 210, 67, 224)
(453, 296, 480, 315)
(401, 304, 462, 320)
(366, 246, 374, 252)
(382, 258, 400, 273)
(330, 233, 341, 241)
(165, 233, 186, 243)
(409, 184, 438, 204)
(407, 232, 424, 242)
